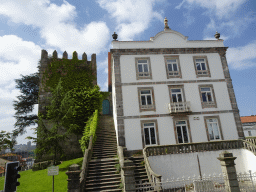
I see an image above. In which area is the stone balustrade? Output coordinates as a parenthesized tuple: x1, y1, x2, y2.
(168, 101, 191, 113)
(141, 139, 256, 191)
(143, 148, 162, 191)
(245, 137, 256, 145)
(144, 140, 244, 157)
(79, 135, 93, 192)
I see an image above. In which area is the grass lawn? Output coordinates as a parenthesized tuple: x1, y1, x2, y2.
(0, 157, 84, 192)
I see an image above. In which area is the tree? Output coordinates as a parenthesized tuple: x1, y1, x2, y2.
(35, 79, 68, 164)
(61, 85, 103, 136)
(0, 131, 16, 152)
(13, 72, 39, 137)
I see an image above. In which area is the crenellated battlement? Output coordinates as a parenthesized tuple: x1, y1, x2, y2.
(39, 49, 97, 114)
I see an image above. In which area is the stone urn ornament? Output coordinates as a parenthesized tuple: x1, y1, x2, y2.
(112, 32, 118, 40)
(215, 31, 220, 40)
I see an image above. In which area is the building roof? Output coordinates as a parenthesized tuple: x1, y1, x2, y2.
(241, 115, 256, 123)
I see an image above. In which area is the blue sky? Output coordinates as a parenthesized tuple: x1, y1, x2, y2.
(0, 0, 255, 144)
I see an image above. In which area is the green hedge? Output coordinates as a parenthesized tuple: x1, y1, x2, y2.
(79, 110, 99, 153)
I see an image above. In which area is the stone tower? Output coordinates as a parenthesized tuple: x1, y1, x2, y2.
(37, 50, 97, 161)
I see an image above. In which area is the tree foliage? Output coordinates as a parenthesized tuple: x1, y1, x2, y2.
(0, 131, 16, 152)
(13, 72, 39, 136)
(35, 79, 68, 164)
(61, 86, 103, 136)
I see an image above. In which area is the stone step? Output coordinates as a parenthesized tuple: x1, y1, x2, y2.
(88, 165, 116, 172)
(92, 150, 117, 154)
(93, 145, 117, 149)
(100, 189, 122, 192)
(88, 169, 118, 176)
(85, 184, 121, 192)
(134, 170, 147, 176)
(86, 173, 121, 180)
(86, 180, 120, 188)
(92, 153, 117, 158)
(91, 155, 117, 159)
(89, 160, 118, 166)
(88, 166, 117, 172)
(93, 147, 117, 151)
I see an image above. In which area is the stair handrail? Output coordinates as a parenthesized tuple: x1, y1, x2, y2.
(80, 135, 93, 192)
(143, 148, 162, 191)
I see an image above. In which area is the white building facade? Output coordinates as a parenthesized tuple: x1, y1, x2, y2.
(109, 20, 244, 154)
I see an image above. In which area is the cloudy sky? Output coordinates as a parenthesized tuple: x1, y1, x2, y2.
(0, 0, 255, 144)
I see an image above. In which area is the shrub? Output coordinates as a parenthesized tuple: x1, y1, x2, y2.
(79, 110, 99, 153)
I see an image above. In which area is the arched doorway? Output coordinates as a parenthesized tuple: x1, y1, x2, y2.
(102, 99, 110, 114)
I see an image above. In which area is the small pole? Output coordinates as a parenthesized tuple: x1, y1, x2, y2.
(197, 154, 202, 180)
(249, 170, 255, 191)
(53, 175, 54, 192)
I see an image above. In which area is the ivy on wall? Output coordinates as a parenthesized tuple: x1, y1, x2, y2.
(42, 52, 95, 93)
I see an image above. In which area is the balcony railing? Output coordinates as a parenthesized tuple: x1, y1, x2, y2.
(168, 101, 191, 113)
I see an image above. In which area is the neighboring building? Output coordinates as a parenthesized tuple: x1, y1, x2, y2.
(22, 157, 35, 170)
(0, 153, 22, 162)
(109, 18, 244, 154)
(241, 115, 256, 137)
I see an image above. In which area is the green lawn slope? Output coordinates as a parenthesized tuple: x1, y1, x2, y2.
(0, 157, 83, 192)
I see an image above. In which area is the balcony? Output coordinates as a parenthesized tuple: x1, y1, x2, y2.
(168, 101, 191, 114)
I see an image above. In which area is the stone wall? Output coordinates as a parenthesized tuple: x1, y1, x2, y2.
(37, 50, 97, 161)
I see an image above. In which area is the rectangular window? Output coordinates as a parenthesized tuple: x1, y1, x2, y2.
(198, 85, 217, 109)
(138, 87, 156, 112)
(176, 121, 189, 143)
(206, 118, 220, 140)
(141, 120, 159, 148)
(204, 116, 223, 141)
(164, 56, 182, 79)
(135, 58, 152, 80)
(193, 56, 211, 77)
(248, 131, 252, 136)
(171, 88, 183, 103)
(201, 87, 213, 102)
(143, 123, 157, 145)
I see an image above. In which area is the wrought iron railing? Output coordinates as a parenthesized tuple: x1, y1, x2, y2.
(136, 171, 256, 192)
(168, 102, 191, 113)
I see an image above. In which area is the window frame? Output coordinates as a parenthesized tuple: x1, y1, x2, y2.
(164, 55, 182, 79)
(138, 87, 156, 112)
(135, 57, 152, 80)
(172, 116, 192, 144)
(204, 116, 224, 141)
(140, 119, 160, 148)
(168, 85, 186, 103)
(193, 56, 211, 78)
(198, 84, 217, 109)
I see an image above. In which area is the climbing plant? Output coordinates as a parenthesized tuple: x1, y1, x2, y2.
(42, 51, 95, 94)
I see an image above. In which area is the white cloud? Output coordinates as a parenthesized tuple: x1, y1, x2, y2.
(181, 0, 246, 18)
(0, 0, 110, 55)
(203, 16, 253, 40)
(0, 35, 41, 85)
(226, 41, 256, 70)
(97, 0, 163, 40)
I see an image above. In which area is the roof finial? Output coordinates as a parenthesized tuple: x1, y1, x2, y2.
(164, 17, 170, 30)
(215, 31, 220, 40)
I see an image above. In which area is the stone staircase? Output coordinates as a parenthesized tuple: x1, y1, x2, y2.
(85, 115, 122, 192)
(129, 156, 155, 191)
